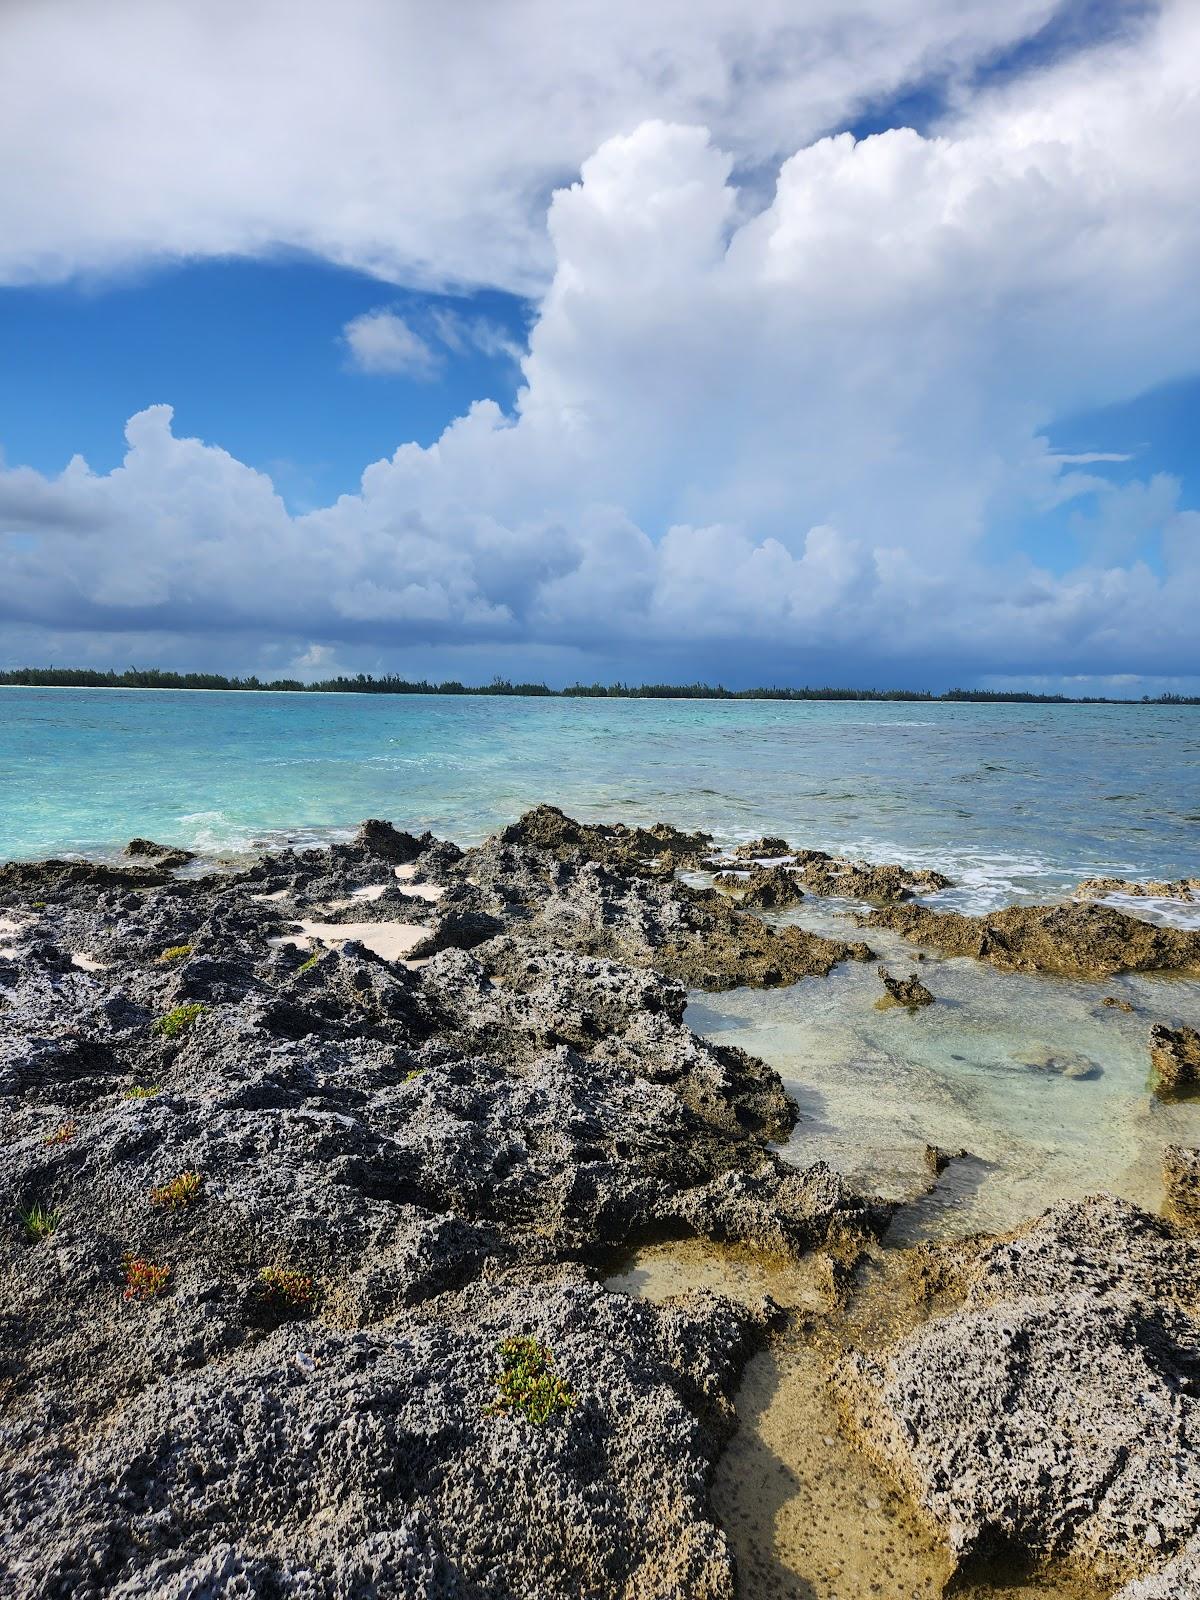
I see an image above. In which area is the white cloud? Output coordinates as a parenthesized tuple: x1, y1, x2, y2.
(1, 1, 1199, 683)
(342, 309, 437, 376)
(0, 0, 1078, 294)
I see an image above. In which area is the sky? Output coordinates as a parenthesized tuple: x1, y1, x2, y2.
(0, 0, 1198, 692)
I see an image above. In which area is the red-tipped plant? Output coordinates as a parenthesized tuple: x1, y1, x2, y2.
(123, 1255, 171, 1300)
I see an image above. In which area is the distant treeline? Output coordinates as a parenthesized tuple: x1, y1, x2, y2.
(2, 666, 1198, 704)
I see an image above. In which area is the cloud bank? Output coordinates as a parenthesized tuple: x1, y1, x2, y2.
(0, 1, 1198, 683)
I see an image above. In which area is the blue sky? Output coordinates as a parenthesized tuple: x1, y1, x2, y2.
(0, 0, 1197, 691)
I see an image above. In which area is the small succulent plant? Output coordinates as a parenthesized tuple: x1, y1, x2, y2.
(152, 1003, 205, 1039)
(123, 1255, 171, 1301)
(149, 1170, 202, 1210)
(257, 1265, 315, 1310)
(485, 1336, 577, 1425)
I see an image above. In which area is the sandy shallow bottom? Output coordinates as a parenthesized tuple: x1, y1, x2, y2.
(688, 901, 1200, 1241)
(608, 1241, 1105, 1600)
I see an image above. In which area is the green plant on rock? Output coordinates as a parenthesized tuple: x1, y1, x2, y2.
(149, 1170, 202, 1210)
(297, 952, 321, 974)
(124, 1085, 161, 1100)
(21, 1203, 61, 1241)
(257, 1265, 315, 1309)
(485, 1335, 578, 1426)
(152, 1003, 205, 1039)
(157, 944, 193, 964)
(42, 1122, 76, 1147)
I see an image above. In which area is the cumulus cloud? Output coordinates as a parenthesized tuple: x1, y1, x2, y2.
(342, 309, 437, 376)
(1, 1, 1199, 682)
(1, 0, 1087, 293)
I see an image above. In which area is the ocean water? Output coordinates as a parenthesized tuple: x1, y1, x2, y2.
(1, 688, 1198, 911)
(4, 686, 1199, 1239)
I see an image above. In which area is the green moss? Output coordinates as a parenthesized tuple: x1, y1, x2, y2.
(297, 952, 321, 974)
(123, 1084, 161, 1100)
(152, 1003, 205, 1039)
(485, 1336, 577, 1426)
(158, 944, 193, 964)
(21, 1203, 61, 1242)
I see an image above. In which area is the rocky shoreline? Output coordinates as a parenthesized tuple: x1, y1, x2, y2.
(2, 806, 1199, 1598)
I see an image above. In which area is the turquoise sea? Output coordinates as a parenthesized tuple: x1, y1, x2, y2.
(2, 688, 1198, 912)
(4, 686, 1199, 1237)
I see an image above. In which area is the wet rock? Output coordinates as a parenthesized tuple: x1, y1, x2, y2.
(1164, 1146, 1200, 1229)
(862, 901, 1200, 977)
(1151, 1023, 1200, 1097)
(733, 836, 792, 859)
(839, 1196, 1200, 1586)
(465, 822, 870, 989)
(656, 915, 874, 990)
(124, 838, 196, 868)
(876, 966, 934, 1008)
(1077, 876, 1200, 903)
(1103, 995, 1136, 1012)
(353, 817, 427, 863)
(713, 864, 806, 909)
(497, 803, 712, 876)
(798, 858, 953, 902)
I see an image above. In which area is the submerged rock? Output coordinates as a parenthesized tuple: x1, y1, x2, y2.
(1151, 1023, 1200, 1097)
(862, 900, 1200, 977)
(876, 965, 934, 1008)
(839, 1195, 1200, 1588)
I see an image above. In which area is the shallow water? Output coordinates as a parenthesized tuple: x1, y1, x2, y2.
(607, 1241, 1104, 1600)
(2, 690, 1198, 916)
(689, 901, 1200, 1240)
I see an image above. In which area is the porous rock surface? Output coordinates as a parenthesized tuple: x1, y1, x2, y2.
(839, 1195, 1200, 1591)
(1165, 1146, 1200, 1229)
(0, 809, 891, 1598)
(1151, 1022, 1200, 1097)
(862, 900, 1200, 977)
(714, 842, 952, 903)
(1077, 875, 1200, 903)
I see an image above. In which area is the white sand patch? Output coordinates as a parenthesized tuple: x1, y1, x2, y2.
(391, 869, 443, 900)
(291, 918, 430, 963)
(351, 883, 388, 901)
(252, 889, 291, 902)
(72, 952, 106, 971)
